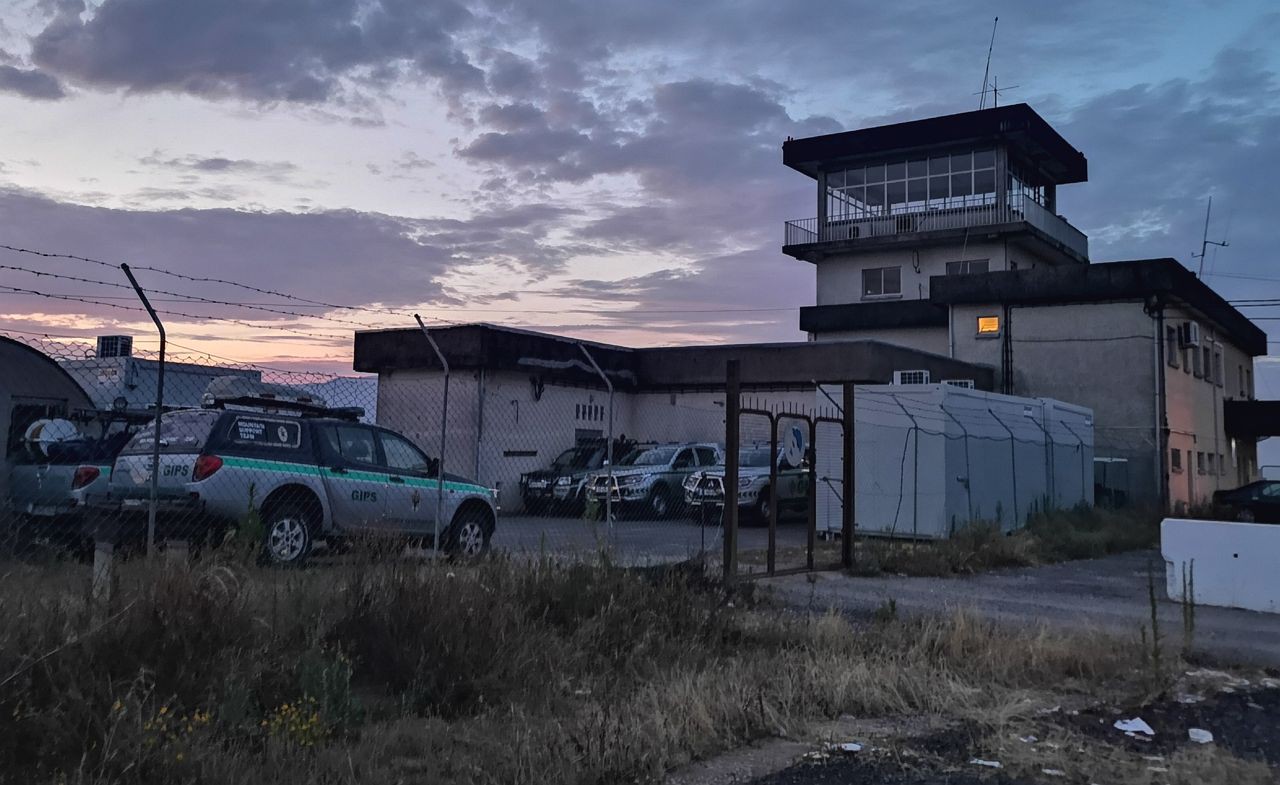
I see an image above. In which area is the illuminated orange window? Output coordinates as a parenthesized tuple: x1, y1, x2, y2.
(976, 315, 1001, 335)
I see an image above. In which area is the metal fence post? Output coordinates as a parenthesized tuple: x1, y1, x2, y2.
(724, 360, 740, 581)
(415, 315, 449, 558)
(767, 413, 778, 576)
(121, 264, 164, 557)
(579, 345, 614, 529)
(841, 382, 855, 569)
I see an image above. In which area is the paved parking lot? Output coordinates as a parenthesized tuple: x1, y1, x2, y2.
(764, 550, 1280, 666)
(493, 513, 810, 565)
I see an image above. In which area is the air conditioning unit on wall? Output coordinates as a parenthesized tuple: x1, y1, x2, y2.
(892, 370, 930, 385)
(1179, 322, 1202, 347)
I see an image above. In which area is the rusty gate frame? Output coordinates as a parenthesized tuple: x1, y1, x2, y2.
(723, 359, 855, 580)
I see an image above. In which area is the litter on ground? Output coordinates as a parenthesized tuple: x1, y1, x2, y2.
(1113, 717, 1155, 736)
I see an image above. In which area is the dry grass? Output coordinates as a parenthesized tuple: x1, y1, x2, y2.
(0, 548, 1258, 785)
(851, 505, 1162, 577)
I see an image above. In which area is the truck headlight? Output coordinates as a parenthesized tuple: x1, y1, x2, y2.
(620, 474, 646, 486)
(556, 476, 572, 486)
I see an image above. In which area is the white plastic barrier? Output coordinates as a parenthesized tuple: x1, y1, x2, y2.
(1162, 518, 1280, 614)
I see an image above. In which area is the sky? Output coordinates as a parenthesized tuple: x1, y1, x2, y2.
(0, 0, 1278, 392)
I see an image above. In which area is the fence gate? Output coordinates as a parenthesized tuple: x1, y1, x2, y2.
(722, 360, 854, 580)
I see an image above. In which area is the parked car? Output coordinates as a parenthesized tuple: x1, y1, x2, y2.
(683, 446, 809, 523)
(1212, 481, 1280, 523)
(519, 439, 608, 515)
(88, 383, 498, 564)
(7, 409, 149, 553)
(585, 442, 722, 519)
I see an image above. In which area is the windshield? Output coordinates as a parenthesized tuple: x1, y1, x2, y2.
(619, 446, 675, 466)
(120, 410, 220, 455)
(553, 446, 603, 470)
(740, 448, 772, 468)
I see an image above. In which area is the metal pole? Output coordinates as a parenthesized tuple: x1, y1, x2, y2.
(841, 382, 855, 569)
(767, 413, 778, 576)
(121, 264, 164, 557)
(806, 417, 817, 570)
(988, 408, 1019, 530)
(415, 315, 449, 558)
(724, 360, 741, 581)
(940, 403, 975, 525)
(579, 344, 614, 529)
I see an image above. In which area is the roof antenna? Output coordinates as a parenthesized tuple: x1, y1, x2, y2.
(1193, 195, 1229, 278)
(978, 16, 999, 110)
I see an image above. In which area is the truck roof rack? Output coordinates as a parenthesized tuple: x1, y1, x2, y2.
(213, 395, 364, 422)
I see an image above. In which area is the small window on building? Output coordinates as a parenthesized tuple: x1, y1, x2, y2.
(1246, 368, 1252, 399)
(1218, 453, 1225, 475)
(1166, 326, 1179, 368)
(1192, 346, 1203, 378)
(862, 266, 902, 298)
(1202, 346, 1213, 383)
(946, 260, 990, 276)
(1214, 350, 1224, 388)
(976, 315, 1001, 336)
(1171, 448, 1182, 473)
(1206, 453, 1215, 475)
(1196, 451, 1206, 475)
(1183, 346, 1192, 374)
(1239, 364, 1246, 398)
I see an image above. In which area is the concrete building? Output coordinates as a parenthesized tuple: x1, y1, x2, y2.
(60, 341, 260, 412)
(781, 104, 1268, 509)
(353, 324, 990, 509)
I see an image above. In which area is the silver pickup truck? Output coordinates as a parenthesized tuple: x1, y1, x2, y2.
(6, 412, 145, 552)
(682, 446, 809, 523)
(90, 388, 499, 565)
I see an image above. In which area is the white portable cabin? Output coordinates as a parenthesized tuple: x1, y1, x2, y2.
(815, 384, 1094, 539)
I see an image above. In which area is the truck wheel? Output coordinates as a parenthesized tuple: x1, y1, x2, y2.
(754, 488, 772, 524)
(259, 503, 314, 566)
(446, 510, 490, 559)
(648, 486, 672, 519)
(1237, 508, 1256, 522)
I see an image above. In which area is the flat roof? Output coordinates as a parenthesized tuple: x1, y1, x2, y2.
(783, 103, 1087, 185)
(929, 258, 1267, 355)
(353, 324, 994, 391)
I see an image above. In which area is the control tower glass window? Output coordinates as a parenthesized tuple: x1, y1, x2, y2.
(829, 149, 996, 220)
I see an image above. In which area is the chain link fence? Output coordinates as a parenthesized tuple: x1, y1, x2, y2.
(0, 330, 764, 569)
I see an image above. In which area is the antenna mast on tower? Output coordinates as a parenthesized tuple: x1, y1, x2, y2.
(978, 16, 999, 109)
(1193, 196, 1229, 278)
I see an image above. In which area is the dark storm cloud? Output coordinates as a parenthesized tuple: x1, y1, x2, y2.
(0, 64, 65, 99)
(28, 0, 482, 103)
(1057, 44, 1280, 313)
(0, 186, 581, 328)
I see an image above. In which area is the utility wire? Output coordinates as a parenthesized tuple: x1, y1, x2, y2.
(0, 284, 351, 341)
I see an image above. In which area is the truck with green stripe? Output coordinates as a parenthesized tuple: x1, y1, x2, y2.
(95, 387, 497, 564)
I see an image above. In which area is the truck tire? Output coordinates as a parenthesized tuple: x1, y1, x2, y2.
(259, 502, 314, 567)
(754, 487, 772, 525)
(648, 485, 673, 519)
(446, 509, 490, 558)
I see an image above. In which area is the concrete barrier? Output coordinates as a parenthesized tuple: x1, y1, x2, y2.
(1162, 518, 1280, 614)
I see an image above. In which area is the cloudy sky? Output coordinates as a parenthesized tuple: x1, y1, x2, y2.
(0, 0, 1277, 389)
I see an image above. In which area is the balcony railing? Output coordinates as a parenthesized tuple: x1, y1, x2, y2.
(784, 195, 1088, 260)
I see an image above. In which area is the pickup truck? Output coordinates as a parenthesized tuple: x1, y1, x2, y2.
(682, 446, 809, 523)
(6, 412, 146, 553)
(90, 393, 499, 565)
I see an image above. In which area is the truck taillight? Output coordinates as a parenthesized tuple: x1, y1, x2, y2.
(193, 455, 223, 482)
(71, 466, 100, 490)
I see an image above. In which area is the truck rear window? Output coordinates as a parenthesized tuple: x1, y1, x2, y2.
(120, 410, 220, 455)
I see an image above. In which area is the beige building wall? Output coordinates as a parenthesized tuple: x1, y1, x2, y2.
(1161, 306, 1257, 505)
(814, 238, 1069, 307)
